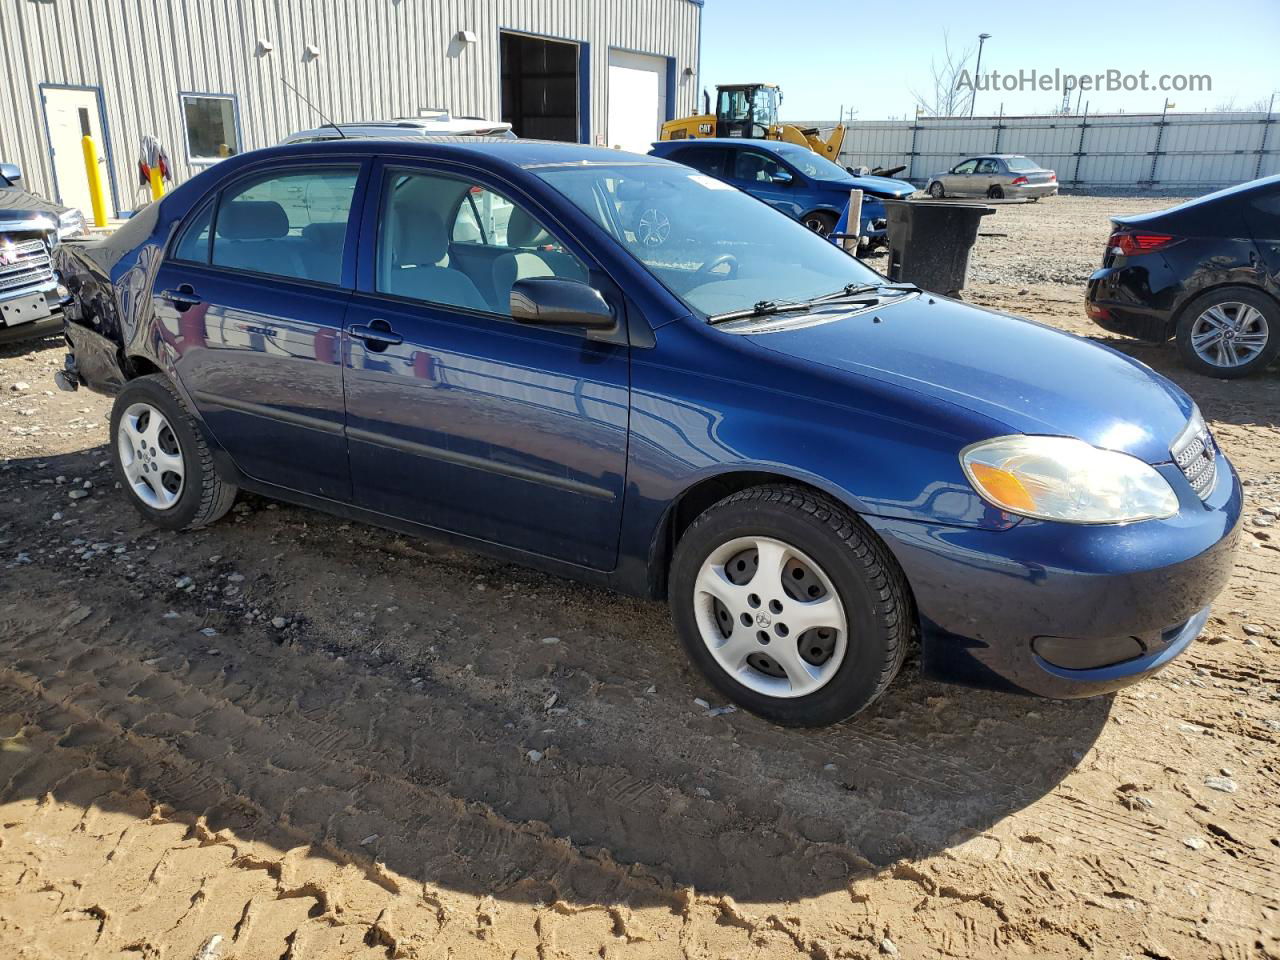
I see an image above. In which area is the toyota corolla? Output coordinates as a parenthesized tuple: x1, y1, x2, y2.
(55, 139, 1240, 726)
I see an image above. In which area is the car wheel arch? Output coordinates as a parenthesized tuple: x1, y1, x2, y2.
(645, 468, 871, 600)
(1170, 278, 1280, 336)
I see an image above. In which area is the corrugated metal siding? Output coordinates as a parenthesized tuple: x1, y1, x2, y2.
(795, 112, 1279, 191)
(0, 0, 700, 213)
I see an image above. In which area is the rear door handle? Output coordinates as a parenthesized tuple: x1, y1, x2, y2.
(160, 285, 202, 311)
(349, 319, 403, 350)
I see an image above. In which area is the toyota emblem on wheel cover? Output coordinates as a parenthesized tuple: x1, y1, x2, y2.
(755, 612, 771, 628)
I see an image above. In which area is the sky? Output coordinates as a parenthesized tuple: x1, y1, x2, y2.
(698, 0, 1280, 121)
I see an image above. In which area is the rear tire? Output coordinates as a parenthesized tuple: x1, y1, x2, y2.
(669, 485, 911, 727)
(1175, 286, 1279, 378)
(987, 185, 1004, 199)
(110, 374, 238, 530)
(928, 181, 945, 198)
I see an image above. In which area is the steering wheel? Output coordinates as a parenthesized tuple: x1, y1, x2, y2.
(697, 253, 739, 279)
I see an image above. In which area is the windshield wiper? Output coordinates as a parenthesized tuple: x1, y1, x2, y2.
(707, 299, 813, 325)
(808, 281, 920, 305)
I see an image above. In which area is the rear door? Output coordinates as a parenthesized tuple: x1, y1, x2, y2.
(152, 160, 367, 500)
(974, 158, 1000, 193)
(341, 158, 630, 570)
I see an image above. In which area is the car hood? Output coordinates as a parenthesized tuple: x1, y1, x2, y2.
(822, 174, 914, 198)
(0, 187, 67, 222)
(747, 294, 1194, 464)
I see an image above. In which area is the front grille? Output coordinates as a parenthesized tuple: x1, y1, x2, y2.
(1172, 417, 1217, 500)
(0, 237, 55, 293)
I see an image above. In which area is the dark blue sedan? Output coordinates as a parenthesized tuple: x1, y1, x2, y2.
(648, 138, 914, 245)
(56, 138, 1240, 726)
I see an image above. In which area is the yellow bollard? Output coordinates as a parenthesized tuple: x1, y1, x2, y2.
(80, 135, 108, 227)
(149, 165, 165, 202)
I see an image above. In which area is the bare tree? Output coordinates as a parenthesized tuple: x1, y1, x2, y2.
(911, 32, 979, 118)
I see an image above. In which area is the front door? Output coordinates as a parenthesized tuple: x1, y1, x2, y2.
(945, 159, 978, 196)
(153, 161, 366, 501)
(342, 161, 630, 570)
(42, 86, 113, 216)
(726, 148, 804, 219)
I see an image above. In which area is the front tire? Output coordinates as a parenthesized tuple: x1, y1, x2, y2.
(110, 374, 238, 530)
(803, 211, 837, 237)
(669, 486, 911, 727)
(1175, 286, 1279, 378)
(928, 181, 945, 198)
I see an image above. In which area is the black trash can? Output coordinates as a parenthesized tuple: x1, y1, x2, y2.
(881, 200, 994, 298)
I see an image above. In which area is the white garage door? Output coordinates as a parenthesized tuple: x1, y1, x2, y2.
(607, 50, 668, 155)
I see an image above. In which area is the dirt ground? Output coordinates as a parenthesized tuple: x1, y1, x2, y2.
(0, 195, 1277, 960)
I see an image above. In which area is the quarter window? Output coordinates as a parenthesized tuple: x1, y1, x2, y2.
(182, 95, 241, 162)
(172, 200, 214, 263)
(210, 167, 359, 284)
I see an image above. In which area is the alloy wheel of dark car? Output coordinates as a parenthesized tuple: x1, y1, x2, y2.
(928, 182, 944, 198)
(1175, 286, 1280, 379)
(803, 211, 836, 237)
(669, 485, 911, 727)
(110, 375, 239, 530)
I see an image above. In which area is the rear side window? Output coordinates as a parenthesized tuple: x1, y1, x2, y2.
(670, 147, 728, 177)
(209, 167, 359, 284)
(975, 159, 999, 174)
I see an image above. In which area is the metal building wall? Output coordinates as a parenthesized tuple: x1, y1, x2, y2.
(0, 0, 701, 214)
(799, 112, 1279, 192)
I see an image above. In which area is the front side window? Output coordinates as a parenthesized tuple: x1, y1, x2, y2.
(182, 95, 241, 162)
(537, 163, 880, 318)
(210, 167, 359, 283)
(953, 160, 978, 174)
(377, 170, 587, 316)
(733, 150, 784, 183)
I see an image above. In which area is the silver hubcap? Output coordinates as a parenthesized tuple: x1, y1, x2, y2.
(693, 536, 848, 698)
(1191, 302, 1269, 368)
(805, 216, 831, 236)
(118, 402, 185, 510)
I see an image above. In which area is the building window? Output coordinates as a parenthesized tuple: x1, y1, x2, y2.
(182, 95, 240, 162)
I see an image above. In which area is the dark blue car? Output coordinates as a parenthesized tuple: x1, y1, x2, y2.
(57, 139, 1240, 726)
(648, 137, 914, 245)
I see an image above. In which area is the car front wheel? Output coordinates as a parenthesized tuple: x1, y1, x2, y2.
(1175, 286, 1279, 378)
(928, 181, 944, 198)
(110, 374, 238, 530)
(669, 485, 911, 726)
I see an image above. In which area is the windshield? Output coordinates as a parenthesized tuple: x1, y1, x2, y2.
(1003, 156, 1039, 172)
(775, 145, 850, 181)
(535, 163, 881, 318)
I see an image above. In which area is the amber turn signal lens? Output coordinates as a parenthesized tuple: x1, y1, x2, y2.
(968, 462, 1037, 513)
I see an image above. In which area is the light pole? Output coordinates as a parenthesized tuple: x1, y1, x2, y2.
(969, 33, 992, 117)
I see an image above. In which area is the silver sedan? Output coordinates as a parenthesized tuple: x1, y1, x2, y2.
(927, 155, 1058, 200)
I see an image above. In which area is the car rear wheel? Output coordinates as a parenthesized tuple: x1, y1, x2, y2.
(1175, 286, 1279, 379)
(803, 211, 837, 237)
(987, 185, 1004, 199)
(669, 485, 911, 727)
(928, 181, 945, 198)
(110, 374, 238, 530)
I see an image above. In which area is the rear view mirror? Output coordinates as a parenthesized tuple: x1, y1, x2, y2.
(0, 163, 21, 186)
(510, 277, 616, 332)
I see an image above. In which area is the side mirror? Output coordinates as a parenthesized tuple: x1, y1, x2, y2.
(770, 169, 794, 185)
(0, 162, 21, 185)
(510, 277, 616, 332)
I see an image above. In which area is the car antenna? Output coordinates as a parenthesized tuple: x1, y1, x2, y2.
(281, 77, 346, 139)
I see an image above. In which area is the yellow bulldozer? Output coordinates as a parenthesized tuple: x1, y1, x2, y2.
(659, 83, 845, 161)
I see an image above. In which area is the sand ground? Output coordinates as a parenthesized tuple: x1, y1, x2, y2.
(0, 195, 1277, 959)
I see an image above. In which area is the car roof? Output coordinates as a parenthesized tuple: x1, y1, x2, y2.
(226, 137, 671, 176)
(283, 118, 514, 143)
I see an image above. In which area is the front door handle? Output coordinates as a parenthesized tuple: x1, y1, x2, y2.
(349, 319, 403, 351)
(160, 284, 202, 312)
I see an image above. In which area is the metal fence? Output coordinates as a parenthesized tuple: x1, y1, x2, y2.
(796, 111, 1280, 192)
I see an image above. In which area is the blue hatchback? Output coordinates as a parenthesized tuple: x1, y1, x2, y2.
(648, 137, 914, 245)
(57, 139, 1240, 726)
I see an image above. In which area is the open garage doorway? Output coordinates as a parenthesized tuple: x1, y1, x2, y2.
(500, 32, 583, 142)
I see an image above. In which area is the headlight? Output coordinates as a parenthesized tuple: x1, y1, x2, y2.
(961, 435, 1179, 524)
(57, 208, 88, 239)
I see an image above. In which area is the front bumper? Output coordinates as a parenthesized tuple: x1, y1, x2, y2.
(0, 281, 69, 345)
(864, 451, 1242, 698)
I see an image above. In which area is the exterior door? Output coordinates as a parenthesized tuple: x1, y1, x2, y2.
(945, 159, 978, 196)
(42, 86, 113, 216)
(342, 161, 630, 570)
(974, 158, 1000, 193)
(727, 149, 804, 219)
(607, 49, 668, 153)
(153, 162, 366, 501)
